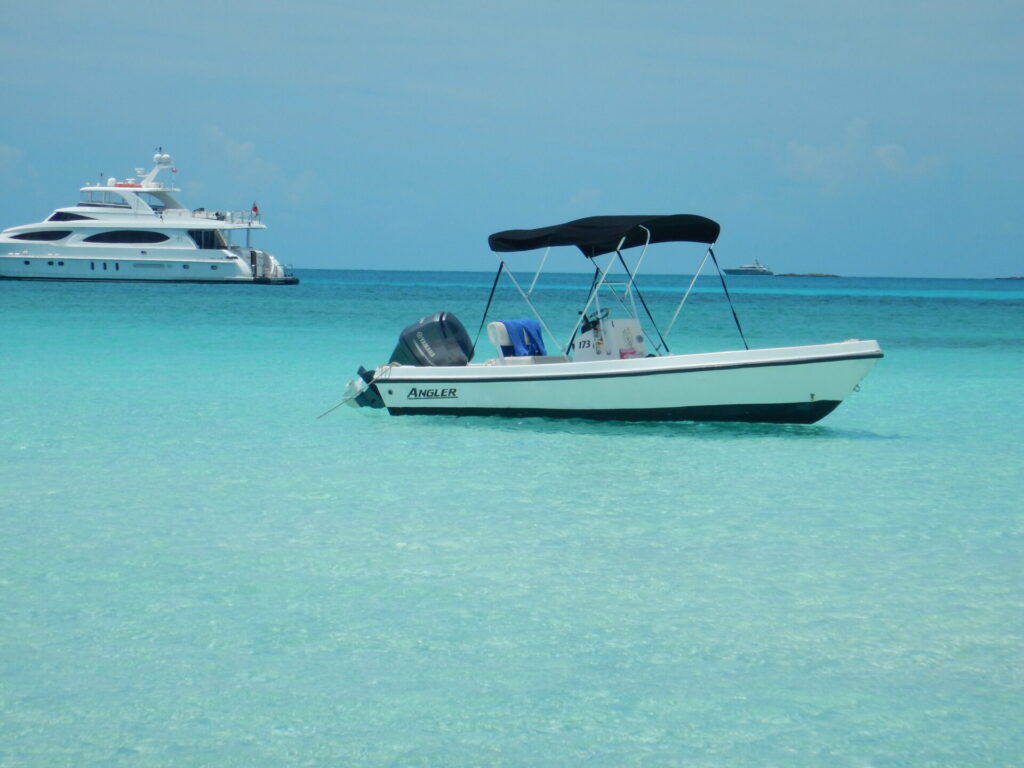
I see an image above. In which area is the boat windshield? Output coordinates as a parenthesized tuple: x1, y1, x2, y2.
(79, 190, 130, 208)
(138, 191, 184, 212)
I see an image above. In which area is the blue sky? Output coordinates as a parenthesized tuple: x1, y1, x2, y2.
(1, 0, 1021, 277)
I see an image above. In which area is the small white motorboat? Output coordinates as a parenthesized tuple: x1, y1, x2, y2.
(340, 214, 881, 424)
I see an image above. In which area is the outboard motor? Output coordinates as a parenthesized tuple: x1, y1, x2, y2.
(344, 312, 473, 412)
(390, 312, 473, 367)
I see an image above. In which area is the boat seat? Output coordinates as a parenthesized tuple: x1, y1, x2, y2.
(487, 321, 513, 357)
(488, 319, 547, 357)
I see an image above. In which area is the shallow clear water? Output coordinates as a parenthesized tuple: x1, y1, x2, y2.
(2, 271, 1022, 766)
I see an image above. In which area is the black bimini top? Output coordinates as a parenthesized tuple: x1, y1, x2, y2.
(488, 214, 720, 257)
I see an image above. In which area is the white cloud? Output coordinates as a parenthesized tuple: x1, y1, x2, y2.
(875, 142, 939, 177)
(571, 187, 602, 206)
(202, 126, 279, 187)
(0, 145, 33, 192)
(283, 168, 319, 207)
(198, 127, 321, 208)
(0, 144, 23, 169)
(785, 120, 937, 192)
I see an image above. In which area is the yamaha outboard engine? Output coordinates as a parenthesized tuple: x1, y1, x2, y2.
(390, 312, 473, 367)
(345, 312, 473, 412)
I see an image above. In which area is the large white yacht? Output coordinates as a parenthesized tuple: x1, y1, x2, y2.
(723, 259, 773, 276)
(0, 152, 297, 284)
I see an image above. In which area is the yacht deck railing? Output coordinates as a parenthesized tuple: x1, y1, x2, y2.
(159, 208, 261, 225)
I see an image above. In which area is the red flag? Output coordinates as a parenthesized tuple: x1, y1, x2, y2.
(252, 203, 260, 216)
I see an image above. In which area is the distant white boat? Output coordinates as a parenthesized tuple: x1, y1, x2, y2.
(339, 214, 882, 424)
(723, 259, 773, 275)
(0, 152, 297, 284)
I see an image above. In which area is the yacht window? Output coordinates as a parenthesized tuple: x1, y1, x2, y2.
(78, 191, 130, 207)
(187, 229, 229, 250)
(138, 191, 183, 212)
(48, 212, 95, 222)
(11, 230, 72, 241)
(83, 230, 170, 244)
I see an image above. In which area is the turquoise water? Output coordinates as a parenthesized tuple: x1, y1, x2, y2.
(2, 271, 1022, 767)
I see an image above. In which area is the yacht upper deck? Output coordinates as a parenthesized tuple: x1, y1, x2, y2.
(47, 152, 265, 229)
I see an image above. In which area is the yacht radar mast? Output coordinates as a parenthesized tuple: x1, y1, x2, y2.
(140, 152, 173, 186)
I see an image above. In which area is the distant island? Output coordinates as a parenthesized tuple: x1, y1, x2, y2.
(776, 272, 840, 278)
(995, 276, 1024, 280)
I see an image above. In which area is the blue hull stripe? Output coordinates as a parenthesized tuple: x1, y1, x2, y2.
(387, 400, 842, 424)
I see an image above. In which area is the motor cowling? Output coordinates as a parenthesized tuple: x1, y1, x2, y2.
(390, 312, 473, 367)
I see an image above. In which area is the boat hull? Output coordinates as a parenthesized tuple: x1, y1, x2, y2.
(366, 340, 882, 424)
(388, 399, 840, 423)
(0, 253, 295, 283)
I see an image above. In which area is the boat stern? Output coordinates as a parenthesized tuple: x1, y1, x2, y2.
(344, 366, 385, 409)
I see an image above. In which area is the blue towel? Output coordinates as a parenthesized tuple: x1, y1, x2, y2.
(498, 318, 547, 356)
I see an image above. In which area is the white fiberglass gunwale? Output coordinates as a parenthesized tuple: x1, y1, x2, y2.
(377, 341, 883, 383)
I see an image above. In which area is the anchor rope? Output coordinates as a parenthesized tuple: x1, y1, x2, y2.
(316, 365, 393, 419)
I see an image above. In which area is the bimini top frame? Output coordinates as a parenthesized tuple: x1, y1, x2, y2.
(473, 213, 748, 358)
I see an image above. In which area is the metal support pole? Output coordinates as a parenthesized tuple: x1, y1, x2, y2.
(665, 248, 711, 338)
